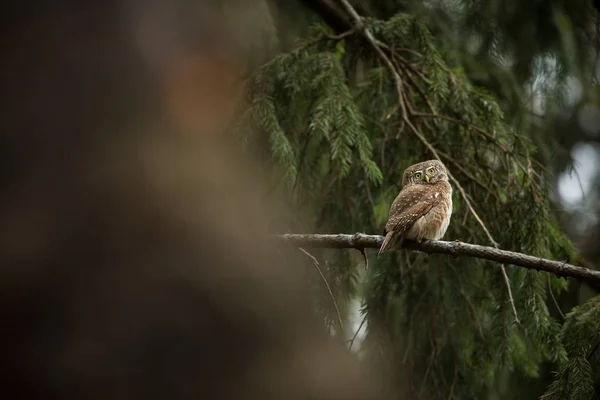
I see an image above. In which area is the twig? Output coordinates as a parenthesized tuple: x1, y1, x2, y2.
(448, 264, 485, 340)
(448, 366, 458, 400)
(359, 247, 369, 271)
(411, 113, 550, 178)
(419, 347, 436, 398)
(547, 276, 566, 320)
(434, 148, 499, 201)
(348, 313, 367, 351)
(298, 248, 345, 333)
(411, 112, 509, 151)
(500, 263, 519, 325)
(363, 178, 377, 227)
(257, 27, 355, 73)
(587, 340, 600, 361)
(419, 331, 439, 398)
(277, 234, 600, 286)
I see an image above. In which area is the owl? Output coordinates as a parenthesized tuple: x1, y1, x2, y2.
(378, 159, 453, 258)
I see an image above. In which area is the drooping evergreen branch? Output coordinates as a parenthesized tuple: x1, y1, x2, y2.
(277, 234, 600, 286)
(249, 2, 599, 397)
(336, 0, 521, 323)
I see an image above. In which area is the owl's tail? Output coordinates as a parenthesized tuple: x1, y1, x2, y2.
(377, 231, 395, 259)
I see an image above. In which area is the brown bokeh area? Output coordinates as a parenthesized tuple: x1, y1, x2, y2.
(0, 1, 379, 399)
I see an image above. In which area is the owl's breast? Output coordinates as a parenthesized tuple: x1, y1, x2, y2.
(437, 194, 452, 239)
(405, 190, 452, 241)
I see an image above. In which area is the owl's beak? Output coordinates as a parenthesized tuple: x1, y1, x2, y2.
(424, 174, 430, 183)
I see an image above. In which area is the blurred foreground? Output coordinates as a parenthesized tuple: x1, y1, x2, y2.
(0, 2, 378, 399)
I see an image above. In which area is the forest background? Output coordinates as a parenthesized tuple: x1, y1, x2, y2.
(237, 0, 600, 398)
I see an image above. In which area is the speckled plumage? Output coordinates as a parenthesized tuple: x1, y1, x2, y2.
(378, 160, 453, 257)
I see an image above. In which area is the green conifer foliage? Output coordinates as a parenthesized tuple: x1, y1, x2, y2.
(543, 295, 600, 399)
(241, 3, 600, 398)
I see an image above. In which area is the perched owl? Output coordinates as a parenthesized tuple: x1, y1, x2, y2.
(378, 160, 453, 258)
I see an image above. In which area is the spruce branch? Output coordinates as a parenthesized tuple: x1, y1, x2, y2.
(335, 0, 521, 324)
(277, 234, 600, 286)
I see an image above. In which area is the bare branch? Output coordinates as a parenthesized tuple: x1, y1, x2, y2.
(348, 314, 367, 352)
(299, 0, 353, 33)
(277, 234, 600, 286)
(299, 248, 345, 334)
(337, 0, 409, 120)
(547, 276, 566, 320)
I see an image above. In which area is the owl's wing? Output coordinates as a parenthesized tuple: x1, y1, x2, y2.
(384, 185, 442, 235)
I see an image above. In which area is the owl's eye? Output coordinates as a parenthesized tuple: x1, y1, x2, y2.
(414, 172, 422, 179)
(427, 167, 435, 175)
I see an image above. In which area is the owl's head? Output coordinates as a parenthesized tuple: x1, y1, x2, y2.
(402, 159, 449, 186)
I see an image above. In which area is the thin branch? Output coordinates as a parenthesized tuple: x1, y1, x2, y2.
(448, 365, 458, 400)
(277, 234, 600, 286)
(298, 248, 345, 333)
(434, 148, 499, 201)
(257, 27, 354, 75)
(337, 0, 408, 120)
(348, 313, 367, 351)
(587, 340, 600, 361)
(499, 262, 520, 324)
(411, 112, 509, 151)
(548, 276, 566, 320)
(449, 264, 485, 340)
(299, 0, 353, 34)
(419, 347, 437, 398)
(359, 247, 369, 271)
(411, 112, 550, 177)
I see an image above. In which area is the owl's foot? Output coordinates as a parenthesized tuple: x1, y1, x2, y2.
(450, 240, 461, 258)
(413, 238, 433, 256)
